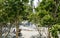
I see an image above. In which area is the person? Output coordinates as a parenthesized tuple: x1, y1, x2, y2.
(18, 29, 22, 36)
(13, 29, 16, 34)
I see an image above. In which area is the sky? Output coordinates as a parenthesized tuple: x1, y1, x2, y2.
(33, 0, 42, 13)
(33, 0, 42, 8)
(28, 0, 42, 13)
(33, 0, 39, 7)
(28, 0, 42, 8)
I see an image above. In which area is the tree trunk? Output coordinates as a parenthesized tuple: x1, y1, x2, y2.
(5, 23, 12, 38)
(52, 0, 60, 21)
(0, 24, 2, 38)
(16, 21, 19, 38)
(35, 24, 41, 38)
(48, 27, 51, 38)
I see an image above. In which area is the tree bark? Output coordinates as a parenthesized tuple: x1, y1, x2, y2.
(16, 21, 19, 38)
(52, 0, 60, 19)
(35, 24, 41, 38)
(5, 23, 12, 38)
(0, 24, 2, 38)
(48, 27, 51, 38)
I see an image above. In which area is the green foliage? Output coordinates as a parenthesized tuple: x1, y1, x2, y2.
(28, 13, 40, 25)
(50, 24, 60, 38)
(37, 10, 49, 18)
(40, 14, 54, 26)
(0, 0, 30, 23)
(35, 0, 60, 26)
(22, 0, 29, 3)
(36, 0, 55, 12)
(36, 0, 60, 38)
(35, 0, 60, 37)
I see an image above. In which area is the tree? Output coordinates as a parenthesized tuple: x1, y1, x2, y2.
(0, 1, 9, 38)
(35, 0, 60, 38)
(0, 0, 29, 38)
(50, 24, 60, 38)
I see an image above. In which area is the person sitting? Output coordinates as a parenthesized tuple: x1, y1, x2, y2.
(18, 29, 22, 36)
(13, 29, 16, 34)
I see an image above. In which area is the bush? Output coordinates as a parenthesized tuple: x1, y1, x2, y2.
(50, 24, 60, 38)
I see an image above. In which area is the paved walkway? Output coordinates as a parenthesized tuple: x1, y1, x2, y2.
(21, 30, 39, 38)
